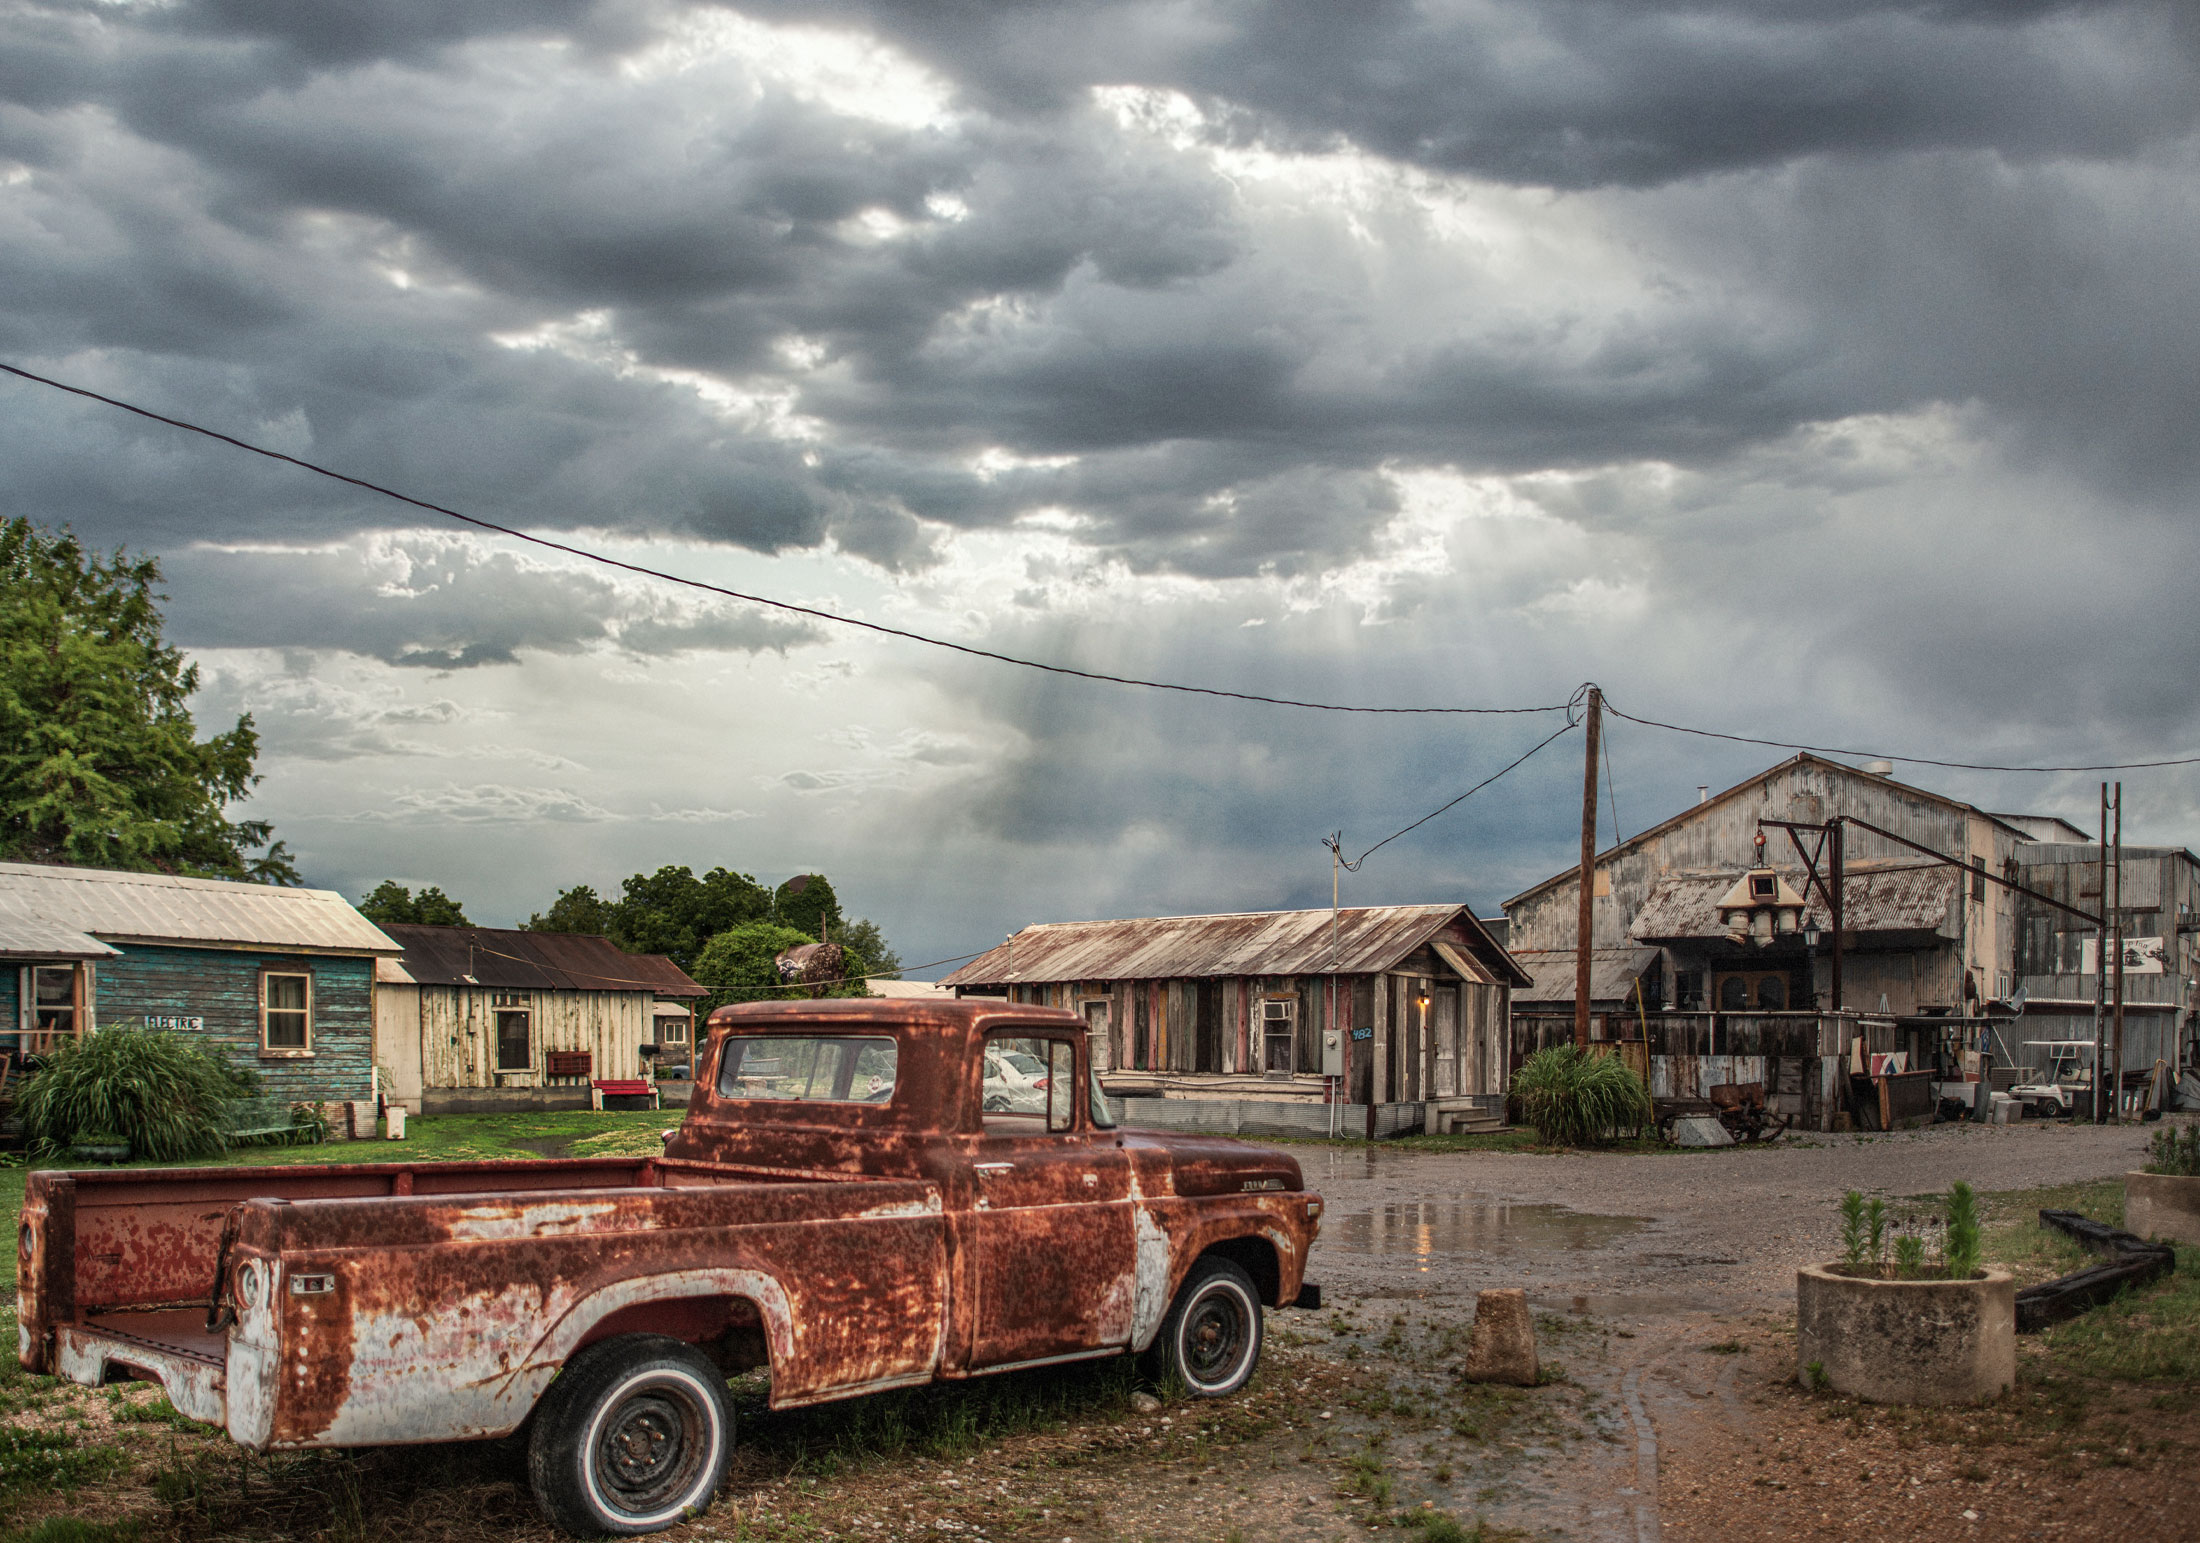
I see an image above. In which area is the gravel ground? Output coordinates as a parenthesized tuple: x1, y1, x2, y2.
(1294, 1115, 2183, 1543)
(1304, 1117, 2160, 1315)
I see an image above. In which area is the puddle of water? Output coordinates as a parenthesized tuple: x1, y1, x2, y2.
(1322, 1201, 1650, 1272)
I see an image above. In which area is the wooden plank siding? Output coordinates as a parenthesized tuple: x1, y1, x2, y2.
(411, 986, 654, 1090)
(89, 944, 375, 1104)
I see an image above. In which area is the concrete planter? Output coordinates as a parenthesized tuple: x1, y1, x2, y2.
(2125, 1171, 2200, 1246)
(1795, 1263, 2015, 1405)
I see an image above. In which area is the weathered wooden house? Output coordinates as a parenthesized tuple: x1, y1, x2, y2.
(0, 860, 397, 1105)
(939, 904, 1529, 1128)
(372, 924, 704, 1113)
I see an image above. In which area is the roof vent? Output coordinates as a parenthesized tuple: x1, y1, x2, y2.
(1861, 760, 1894, 777)
(1697, 785, 1709, 805)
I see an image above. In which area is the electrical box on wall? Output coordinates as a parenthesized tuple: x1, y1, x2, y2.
(1321, 1028, 1344, 1076)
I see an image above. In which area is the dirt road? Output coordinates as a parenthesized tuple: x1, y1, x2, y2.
(1301, 1119, 2171, 1542)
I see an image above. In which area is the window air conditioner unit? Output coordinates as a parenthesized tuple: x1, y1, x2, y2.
(1262, 1000, 1294, 1021)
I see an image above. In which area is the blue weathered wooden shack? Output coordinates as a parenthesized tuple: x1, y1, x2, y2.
(0, 861, 399, 1106)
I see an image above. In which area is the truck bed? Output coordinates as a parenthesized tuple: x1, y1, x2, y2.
(21, 1155, 949, 1448)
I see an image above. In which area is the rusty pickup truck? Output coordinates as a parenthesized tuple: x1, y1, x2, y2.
(18, 999, 1323, 1534)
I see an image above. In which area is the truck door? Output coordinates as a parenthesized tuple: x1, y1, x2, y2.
(967, 1031, 1136, 1367)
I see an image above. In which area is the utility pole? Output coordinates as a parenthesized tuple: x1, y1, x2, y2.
(2094, 783, 2107, 1124)
(2112, 783, 2125, 1123)
(1574, 686, 1602, 1049)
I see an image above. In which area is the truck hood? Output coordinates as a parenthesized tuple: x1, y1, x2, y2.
(1121, 1129, 1305, 1198)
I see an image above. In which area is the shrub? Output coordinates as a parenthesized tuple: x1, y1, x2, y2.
(16, 1030, 259, 1162)
(1509, 1045, 1651, 1147)
(2145, 1124, 2200, 1177)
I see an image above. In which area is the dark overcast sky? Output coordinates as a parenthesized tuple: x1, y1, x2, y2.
(4, 0, 2197, 968)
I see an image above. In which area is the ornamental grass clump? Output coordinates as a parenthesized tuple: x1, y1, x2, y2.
(17, 1029, 260, 1163)
(1509, 1045, 1652, 1148)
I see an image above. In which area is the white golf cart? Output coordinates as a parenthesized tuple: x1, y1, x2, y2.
(2011, 1040, 2098, 1120)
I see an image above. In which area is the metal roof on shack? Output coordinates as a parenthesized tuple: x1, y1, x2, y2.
(376, 923, 705, 995)
(0, 861, 398, 956)
(940, 904, 1529, 988)
(1510, 946, 1662, 1004)
(1627, 865, 1959, 942)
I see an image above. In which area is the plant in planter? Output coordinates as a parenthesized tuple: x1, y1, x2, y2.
(1797, 1180, 2014, 1405)
(2126, 1124, 2200, 1244)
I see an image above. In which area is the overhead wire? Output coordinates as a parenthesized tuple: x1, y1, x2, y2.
(1326, 700, 1585, 873)
(1600, 695, 2200, 774)
(0, 363, 1572, 720)
(8, 362, 2200, 772)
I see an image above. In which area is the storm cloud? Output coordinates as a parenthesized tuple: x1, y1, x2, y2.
(2, 0, 2196, 961)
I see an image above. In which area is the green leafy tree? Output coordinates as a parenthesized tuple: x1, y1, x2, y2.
(774, 873, 841, 940)
(837, 917, 900, 978)
(692, 921, 828, 1009)
(527, 866, 773, 974)
(526, 883, 615, 936)
(358, 881, 471, 927)
(0, 518, 294, 881)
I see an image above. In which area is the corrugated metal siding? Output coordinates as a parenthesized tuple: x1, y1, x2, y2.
(93, 943, 374, 1103)
(417, 986, 651, 1089)
(0, 861, 396, 955)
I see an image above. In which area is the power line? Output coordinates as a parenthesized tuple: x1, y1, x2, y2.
(10, 362, 2200, 774)
(1327, 708, 1584, 872)
(1600, 695, 2200, 774)
(0, 363, 1573, 721)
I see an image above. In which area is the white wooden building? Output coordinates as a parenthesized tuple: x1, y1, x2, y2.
(373, 924, 703, 1112)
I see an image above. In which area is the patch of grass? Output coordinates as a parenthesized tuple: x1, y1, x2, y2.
(2038, 1240, 2200, 1383)
(0, 1431, 124, 1505)
(0, 1521, 144, 1543)
(733, 1353, 1145, 1475)
(110, 1396, 206, 1430)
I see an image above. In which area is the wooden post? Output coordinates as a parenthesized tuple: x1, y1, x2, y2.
(2095, 783, 2108, 1123)
(1574, 687, 1602, 1049)
(1829, 820, 1844, 1013)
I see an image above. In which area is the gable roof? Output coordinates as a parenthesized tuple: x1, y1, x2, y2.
(939, 903, 1530, 988)
(0, 861, 397, 957)
(1502, 754, 2029, 911)
(376, 924, 705, 995)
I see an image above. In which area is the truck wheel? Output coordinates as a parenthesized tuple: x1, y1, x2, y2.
(527, 1334, 733, 1536)
(1146, 1256, 1263, 1398)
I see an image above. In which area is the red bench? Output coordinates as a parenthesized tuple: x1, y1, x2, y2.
(590, 1077, 659, 1111)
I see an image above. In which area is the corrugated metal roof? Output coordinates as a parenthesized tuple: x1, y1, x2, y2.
(1510, 946, 1662, 1004)
(0, 917, 121, 960)
(1628, 865, 1958, 942)
(377, 924, 705, 995)
(939, 904, 1529, 987)
(0, 861, 398, 956)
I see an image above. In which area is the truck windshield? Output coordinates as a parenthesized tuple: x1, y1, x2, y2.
(718, 1035, 898, 1103)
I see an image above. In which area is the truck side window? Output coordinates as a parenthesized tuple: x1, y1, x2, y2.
(718, 1035, 898, 1103)
(982, 1034, 1078, 1133)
